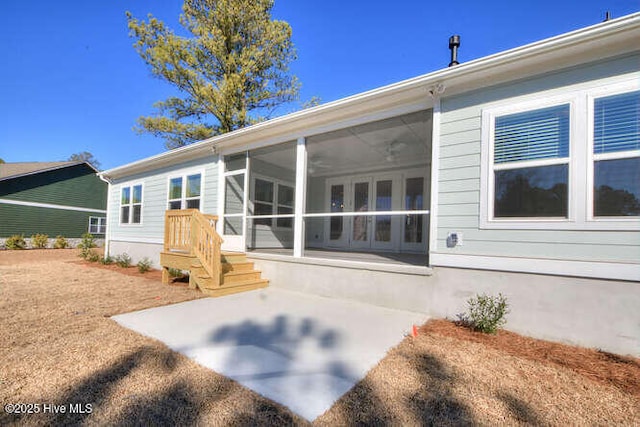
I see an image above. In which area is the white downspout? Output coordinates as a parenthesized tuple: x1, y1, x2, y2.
(98, 174, 112, 258)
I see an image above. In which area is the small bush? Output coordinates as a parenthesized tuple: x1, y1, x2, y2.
(137, 257, 153, 274)
(114, 253, 132, 268)
(6, 235, 26, 250)
(85, 250, 101, 263)
(31, 233, 49, 249)
(78, 233, 96, 249)
(53, 236, 69, 249)
(459, 293, 509, 334)
(100, 255, 114, 265)
(78, 233, 97, 259)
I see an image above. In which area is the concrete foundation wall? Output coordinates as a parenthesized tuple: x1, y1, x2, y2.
(109, 240, 163, 269)
(251, 257, 640, 357)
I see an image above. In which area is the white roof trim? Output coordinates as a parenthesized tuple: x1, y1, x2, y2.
(100, 12, 640, 180)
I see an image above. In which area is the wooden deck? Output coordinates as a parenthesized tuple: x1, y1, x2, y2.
(160, 210, 268, 297)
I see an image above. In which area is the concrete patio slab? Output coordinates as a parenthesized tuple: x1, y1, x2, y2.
(112, 287, 427, 421)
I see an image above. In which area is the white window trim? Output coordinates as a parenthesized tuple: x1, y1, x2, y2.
(166, 169, 205, 211)
(119, 183, 144, 226)
(586, 81, 640, 225)
(248, 173, 295, 230)
(88, 216, 106, 234)
(480, 78, 640, 231)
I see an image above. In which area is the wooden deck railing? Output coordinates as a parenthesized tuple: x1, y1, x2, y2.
(164, 209, 223, 286)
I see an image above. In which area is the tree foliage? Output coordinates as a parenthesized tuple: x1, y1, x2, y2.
(127, 0, 300, 149)
(68, 152, 101, 170)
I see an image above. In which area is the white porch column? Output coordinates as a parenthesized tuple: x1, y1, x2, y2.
(293, 136, 307, 257)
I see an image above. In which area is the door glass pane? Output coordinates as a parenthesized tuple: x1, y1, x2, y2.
(494, 165, 568, 217)
(330, 184, 344, 240)
(405, 177, 424, 243)
(375, 180, 392, 242)
(594, 157, 640, 216)
(352, 181, 369, 242)
(224, 174, 244, 214)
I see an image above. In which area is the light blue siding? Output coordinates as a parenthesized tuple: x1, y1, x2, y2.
(435, 54, 640, 264)
(108, 156, 218, 243)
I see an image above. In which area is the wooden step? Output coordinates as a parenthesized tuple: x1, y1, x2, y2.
(222, 261, 255, 273)
(221, 252, 248, 263)
(221, 269, 262, 284)
(161, 249, 268, 296)
(201, 279, 269, 297)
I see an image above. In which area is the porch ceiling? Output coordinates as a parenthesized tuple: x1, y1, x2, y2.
(254, 110, 432, 177)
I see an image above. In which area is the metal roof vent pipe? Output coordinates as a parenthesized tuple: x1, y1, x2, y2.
(448, 35, 461, 67)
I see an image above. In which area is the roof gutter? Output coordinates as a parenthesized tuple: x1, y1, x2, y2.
(100, 12, 640, 181)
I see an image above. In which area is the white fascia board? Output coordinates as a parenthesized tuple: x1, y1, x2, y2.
(100, 13, 640, 181)
(430, 252, 640, 282)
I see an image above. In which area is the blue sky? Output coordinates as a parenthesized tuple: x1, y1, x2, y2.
(1, 1, 638, 171)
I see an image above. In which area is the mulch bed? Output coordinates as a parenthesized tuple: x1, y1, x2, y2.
(72, 259, 189, 285)
(421, 319, 640, 398)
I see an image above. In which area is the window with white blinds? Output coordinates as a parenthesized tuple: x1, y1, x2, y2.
(481, 79, 640, 229)
(492, 104, 570, 218)
(594, 91, 640, 154)
(593, 90, 640, 217)
(494, 104, 570, 164)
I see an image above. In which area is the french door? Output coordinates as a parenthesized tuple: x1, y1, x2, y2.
(325, 176, 397, 251)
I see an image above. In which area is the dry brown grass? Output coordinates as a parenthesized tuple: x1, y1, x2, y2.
(1, 249, 639, 425)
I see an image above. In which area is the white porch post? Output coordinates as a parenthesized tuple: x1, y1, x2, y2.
(429, 98, 441, 256)
(293, 136, 307, 257)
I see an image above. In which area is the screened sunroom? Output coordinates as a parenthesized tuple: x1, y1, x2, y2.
(219, 109, 433, 266)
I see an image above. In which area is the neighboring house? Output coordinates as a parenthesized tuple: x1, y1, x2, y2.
(99, 14, 640, 355)
(0, 162, 108, 239)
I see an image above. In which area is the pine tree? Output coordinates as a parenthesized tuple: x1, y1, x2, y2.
(127, 0, 300, 149)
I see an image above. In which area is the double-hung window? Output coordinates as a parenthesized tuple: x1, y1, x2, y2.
(168, 173, 202, 210)
(482, 80, 639, 229)
(493, 104, 570, 218)
(88, 216, 106, 234)
(120, 184, 142, 224)
(592, 90, 640, 217)
(251, 177, 294, 229)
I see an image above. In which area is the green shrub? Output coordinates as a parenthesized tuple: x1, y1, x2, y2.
(53, 236, 69, 249)
(114, 253, 132, 268)
(86, 250, 100, 262)
(78, 233, 96, 249)
(100, 255, 114, 265)
(459, 293, 509, 334)
(137, 257, 153, 274)
(31, 233, 49, 249)
(78, 233, 97, 259)
(6, 235, 26, 250)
